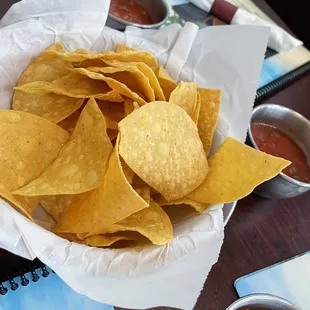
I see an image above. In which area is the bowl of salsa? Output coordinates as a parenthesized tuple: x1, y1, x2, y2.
(107, 0, 169, 30)
(248, 104, 310, 199)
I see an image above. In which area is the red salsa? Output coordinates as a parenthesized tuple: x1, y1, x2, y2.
(251, 123, 310, 183)
(110, 0, 154, 25)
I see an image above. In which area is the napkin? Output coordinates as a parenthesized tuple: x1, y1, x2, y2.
(190, 0, 302, 52)
(0, 0, 269, 308)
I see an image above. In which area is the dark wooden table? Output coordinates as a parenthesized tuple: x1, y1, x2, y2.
(1, 1, 309, 310)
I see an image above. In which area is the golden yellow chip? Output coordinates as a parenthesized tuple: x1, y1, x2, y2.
(86, 199, 172, 246)
(121, 159, 135, 184)
(0, 110, 69, 193)
(45, 49, 158, 66)
(162, 204, 197, 224)
(154, 66, 177, 100)
(54, 137, 148, 234)
(13, 98, 112, 196)
(132, 175, 151, 204)
(118, 101, 208, 201)
(115, 44, 135, 53)
(197, 88, 221, 155)
(76, 232, 138, 247)
(107, 129, 118, 141)
(188, 137, 291, 204)
(73, 68, 147, 106)
(57, 110, 81, 134)
(40, 195, 74, 222)
(124, 99, 139, 116)
(0, 183, 34, 220)
(14, 72, 124, 102)
(104, 60, 165, 101)
(97, 100, 124, 130)
(13, 42, 83, 123)
(87, 66, 155, 102)
(192, 91, 201, 125)
(155, 195, 210, 213)
(169, 81, 197, 120)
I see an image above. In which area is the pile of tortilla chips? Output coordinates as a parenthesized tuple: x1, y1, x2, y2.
(0, 42, 290, 248)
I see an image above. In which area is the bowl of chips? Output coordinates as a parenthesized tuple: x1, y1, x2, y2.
(0, 2, 275, 305)
(0, 41, 289, 248)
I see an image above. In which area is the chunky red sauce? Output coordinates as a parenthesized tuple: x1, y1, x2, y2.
(251, 123, 310, 183)
(110, 0, 153, 25)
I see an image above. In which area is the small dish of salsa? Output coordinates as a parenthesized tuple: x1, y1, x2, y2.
(109, 0, 154, 25)
(251, 123, 310, 183)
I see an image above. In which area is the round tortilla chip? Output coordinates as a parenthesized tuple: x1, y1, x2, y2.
(118, 101, 208, 201)
(13, 98, 112, 196)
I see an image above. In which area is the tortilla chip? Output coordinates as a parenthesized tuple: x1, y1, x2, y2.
(132, 175, 151, 204)
(104, 60, 165, 101)
(155, 195, 210, 213)
(57, 110, 81, 134)
(0, 183, 34, 220)
(115, 44, 135, 53)
(76, 232, 138, 247)
(97, 100, 124, 130)
(118, 101, 208, 201)
(73, 68, 147, 106)
(197, 88, 221, 155)
(154, 66, 177, 100)
(86, 199, 172, 245)
(121, 159, 135, 184)
(40, 195, 74, 222)
(124, 99, 139, 116)
(14, 72, 124, 102)
(0, 110, 69, 193)
(169, 81, 197, 120)
(192, 91, 201, 125)
(13, 42, 83, 123)
(87, 66, 155, 102)
(188, 137, 291, 204)
(107, 129, 118, 141)
(54, 137, 148, 234)
(13, 98, 112, 196)
(45, 49, 158, 66)
(162, 204, 197, 224)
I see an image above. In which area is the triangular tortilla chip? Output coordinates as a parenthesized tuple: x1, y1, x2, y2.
(188, 137, 291, 204)
(197, 88, 221, 155)
(14, 98, 112, 196)
(54, 136, 148, 234)
(13, 42, 83, 123)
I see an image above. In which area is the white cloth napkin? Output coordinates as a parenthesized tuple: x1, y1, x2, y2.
(190, 0, 303, 52)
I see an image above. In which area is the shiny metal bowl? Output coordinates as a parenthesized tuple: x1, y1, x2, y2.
(106, 0, 170, 30)
(248, 104, 310, 199)
(226, 293, 301, 310)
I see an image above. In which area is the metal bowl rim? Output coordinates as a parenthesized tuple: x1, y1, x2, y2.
(226, 293, 301, 310)
(249, 103, 310, 188)
(108, 0, 170, 29)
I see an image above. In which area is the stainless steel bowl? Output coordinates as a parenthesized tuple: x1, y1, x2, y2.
(225, 294, 301, 310)
(248, 104, 310, 199)
(107, 0, 170, 30)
